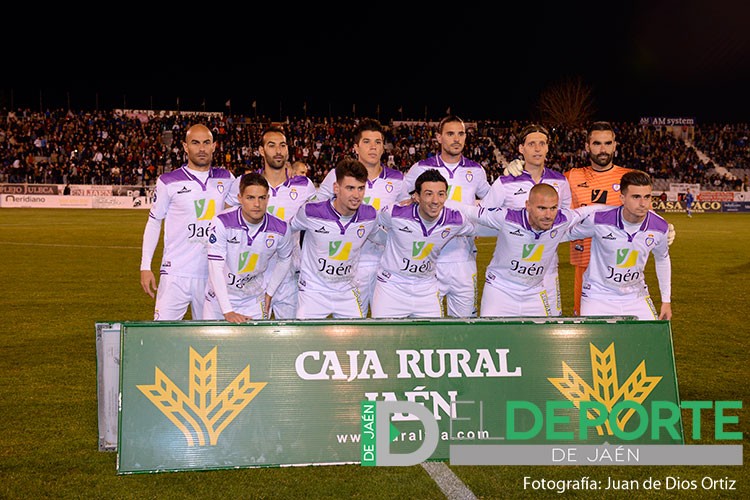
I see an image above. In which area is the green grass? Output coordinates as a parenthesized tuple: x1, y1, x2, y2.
(0, 209, 747, 499)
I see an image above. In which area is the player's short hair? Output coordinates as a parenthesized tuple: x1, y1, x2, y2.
(529, 182, 558, 200)
(239, 172, 269, 193)
(519, 123, 550, 144)
(587, 121, 616, 141)
(260, 126, 286, 147)
(415, 169, 448, 194)
(335, 157, 368, 184)
(620, 170, 652, 193)
(437, 115, 465, 134)
(354, 118, 385, 144)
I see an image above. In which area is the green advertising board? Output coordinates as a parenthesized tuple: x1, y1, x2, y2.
(117, 318, 681, 474)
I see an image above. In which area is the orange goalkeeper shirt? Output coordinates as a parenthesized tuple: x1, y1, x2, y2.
(564, 165, 632, 266)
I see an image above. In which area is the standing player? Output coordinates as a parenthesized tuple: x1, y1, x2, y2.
(568, 171, 672, 320)
(226, 126, 317, 319)
(464, 184, 602, 317)
(371, 169, 475, 318)
(481, 124, 571, 315)
(684, 188, 694, 217)
(140, 124, 234, 320)
(400, 115, 490, 318)
(203, 173, 294, 323)
(290, 158, 379, 319)
(316, 118, 404, 315)
(565, 121, 634, 316)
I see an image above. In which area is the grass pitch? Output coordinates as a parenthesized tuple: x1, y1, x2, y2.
(0, 209, 747, 499)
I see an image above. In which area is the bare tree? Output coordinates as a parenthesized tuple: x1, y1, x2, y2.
(536, 76, 595, 127)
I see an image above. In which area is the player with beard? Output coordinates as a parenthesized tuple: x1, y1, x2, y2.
(564, 122, 635, 316)
(226, 126, 317, 318)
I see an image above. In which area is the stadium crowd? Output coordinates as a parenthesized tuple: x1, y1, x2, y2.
(0, 108, 747, 191)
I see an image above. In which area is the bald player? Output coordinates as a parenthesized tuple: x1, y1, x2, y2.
(462, 183, 603, 317)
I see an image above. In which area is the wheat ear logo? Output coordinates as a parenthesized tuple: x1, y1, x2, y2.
(521, 243, 544, 262)
(194, 198, 217, 221)
(137, 346, 267, 446)
(548, 342, 661, 436)
(616, 248, 639, 267)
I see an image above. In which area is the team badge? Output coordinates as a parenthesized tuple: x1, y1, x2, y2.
(550, 229, 558, 239)
(613, 183, 621, 192)
(645, 235, 654, 247)
(290, 189, 298, 200)
(441, 228, 451, 239)
(266, 234, 275, 248)
(217, 182, 224, 193)
(466, 171, 473, 182)
(357, 226, 365, 238)
(385, 183, 393, 193)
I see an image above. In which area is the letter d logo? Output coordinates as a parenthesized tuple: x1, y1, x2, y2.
(366, 401, 439, 466)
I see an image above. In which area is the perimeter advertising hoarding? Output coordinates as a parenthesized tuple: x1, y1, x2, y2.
(116, 318, 681, 474)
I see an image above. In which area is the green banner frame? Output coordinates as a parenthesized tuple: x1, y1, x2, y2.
(117, 318, 682, 474)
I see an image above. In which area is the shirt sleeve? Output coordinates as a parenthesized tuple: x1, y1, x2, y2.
(316, 170, 335, 201)
(140, 215, 163, 271)
(653, 234, 672, 303)
(266, 228, 294, 296)
(207, 220, 233, 315)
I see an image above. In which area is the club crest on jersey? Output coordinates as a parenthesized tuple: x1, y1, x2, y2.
(216, 182, 225, 193)
(465, 171, 473, 182)
(265, 234, 276, 248)
(645, 234, 654, 247)
(289, 189, 298, 200)
(385, 182, 394, 193)
(613, 183, 621, 192)
(550, 229, 558, 239)
(441, 228, 451, 239)
(357, 225, 365, 238)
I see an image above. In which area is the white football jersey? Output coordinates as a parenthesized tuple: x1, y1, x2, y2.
(148, 165, 234, 278)
(290, 200, 378, 292)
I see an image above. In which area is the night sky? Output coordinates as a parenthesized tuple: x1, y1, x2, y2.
(3, 1, 749, 123)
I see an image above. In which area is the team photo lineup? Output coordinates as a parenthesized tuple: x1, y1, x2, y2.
(139, 117, 676, 323)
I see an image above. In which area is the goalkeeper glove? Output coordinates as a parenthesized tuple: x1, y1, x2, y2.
(503, 158, 524, 177)
(667, 223, 676, 246)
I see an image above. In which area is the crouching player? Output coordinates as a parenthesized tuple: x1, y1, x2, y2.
(567, 171, 672, 320)
(204, 173, 294, 323)
(463, 183, 603, 317)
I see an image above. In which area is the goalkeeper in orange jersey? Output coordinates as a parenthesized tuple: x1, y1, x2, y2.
(565, 121, 674, 316)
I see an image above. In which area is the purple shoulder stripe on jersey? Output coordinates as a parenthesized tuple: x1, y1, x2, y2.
(442, 208, 464, 225)
(506, 208, 527, 227)
(416, 156, 440, 168)
(553, 210, 569, 226)
(287, 175, 312, 187)
(499, 172, 532, 184)
(305, 200, 339, 220)
(355, 204, 377, 221)
(541, 168, 567, 181)
(391, 204, 416, 220)
(594, 207, 621, 226)
(210, 167, 233, 179)
(159, 168, 192, 184)
(383, 166, 405, 180)
(264, 213, 288, 235)
(459, 158, 483, 169)
(643, 212, 669, 233)
(217, 208, 244, 229)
